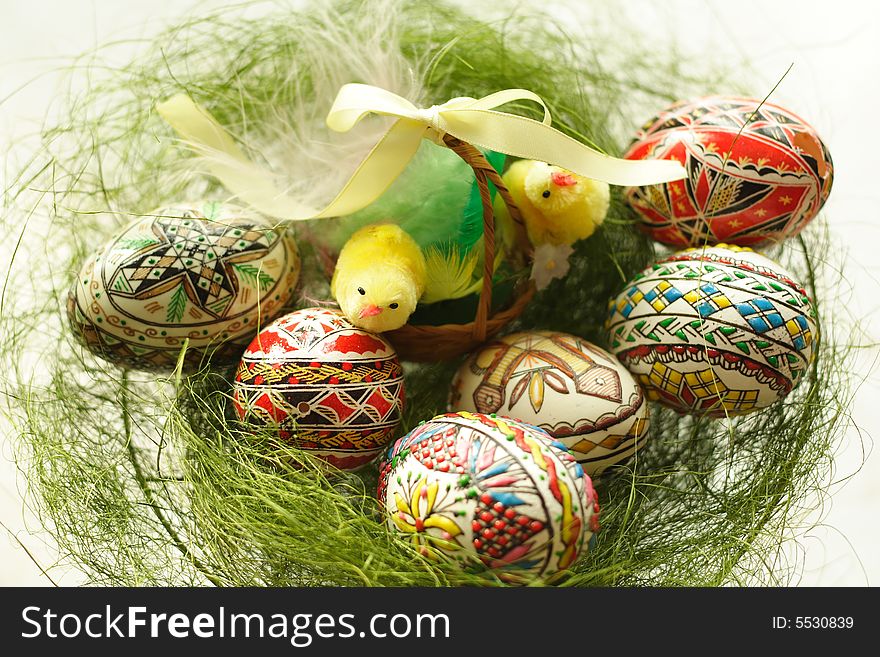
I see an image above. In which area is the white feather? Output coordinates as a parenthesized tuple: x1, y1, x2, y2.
(194, 0, 428, 216)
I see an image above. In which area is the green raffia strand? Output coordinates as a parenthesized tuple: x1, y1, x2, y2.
(118, 238, 159, 250)
(459, 151, 506, 249)
(0, 0, 855, 586)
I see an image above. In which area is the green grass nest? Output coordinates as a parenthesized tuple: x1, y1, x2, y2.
(0, 0, 853, 586)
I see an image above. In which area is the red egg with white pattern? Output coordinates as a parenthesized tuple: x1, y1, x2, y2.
(233, 307, 405, 470)
(623, 96, 833, 247)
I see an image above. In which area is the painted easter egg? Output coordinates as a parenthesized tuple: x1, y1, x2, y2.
(67, 202, 300, 370)
(449, 331, 649, 476)
(623, 96, 833, 247)
(233, 307, 404, 470)
(605, 245, 816, 416)
(378, 412, 600, 582)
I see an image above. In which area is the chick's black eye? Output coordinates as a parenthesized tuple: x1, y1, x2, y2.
(357, 287, 365, 295)
(542, 190, 551, 198)
(389, 303, 399, 309)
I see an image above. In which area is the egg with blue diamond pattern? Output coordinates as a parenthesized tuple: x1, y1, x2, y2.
(67, 202, 300, 370)
(605, 244, 816, 416)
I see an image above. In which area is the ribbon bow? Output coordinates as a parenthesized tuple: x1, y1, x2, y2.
(157, 83, 685, 220)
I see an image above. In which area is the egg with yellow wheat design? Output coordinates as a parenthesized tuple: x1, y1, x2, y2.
(623, 96, 833, 247)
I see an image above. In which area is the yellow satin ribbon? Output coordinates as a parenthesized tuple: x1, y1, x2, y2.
(156, 83, 686, 220)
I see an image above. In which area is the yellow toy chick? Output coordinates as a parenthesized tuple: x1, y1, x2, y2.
(498, 160, 610, 246)
(331, 224, 427, 333)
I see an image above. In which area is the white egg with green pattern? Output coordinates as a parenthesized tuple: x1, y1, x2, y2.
(67, 202, 300, 370)
(450, 331, 650, 476)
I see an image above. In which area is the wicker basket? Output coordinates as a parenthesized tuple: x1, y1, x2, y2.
(384, 134, 534, 362)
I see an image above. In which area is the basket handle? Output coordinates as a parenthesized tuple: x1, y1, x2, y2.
(441, 135, 529, 342)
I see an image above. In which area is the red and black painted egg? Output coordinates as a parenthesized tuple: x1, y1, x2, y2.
(623, 96, 833, 247)
(232, 307, 404, 470)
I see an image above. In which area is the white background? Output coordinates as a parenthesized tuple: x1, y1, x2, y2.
(0, 0, 877, 586)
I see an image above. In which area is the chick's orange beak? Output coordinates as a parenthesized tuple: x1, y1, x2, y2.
(358, 303, 383, 319)
(551, 171, 577, 187)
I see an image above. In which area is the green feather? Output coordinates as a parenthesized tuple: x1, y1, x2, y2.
(315, 142, 504, 252)
(457, 150, 506, 249)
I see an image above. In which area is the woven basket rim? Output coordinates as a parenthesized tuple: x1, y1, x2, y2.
(386, 281, 535, 361)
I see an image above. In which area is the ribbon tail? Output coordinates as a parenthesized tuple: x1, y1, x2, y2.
(156, 94, 323, 219)
(157, 94, 426, 220)
(442, 109, 688, 186)
(156, 94, 251, 161)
